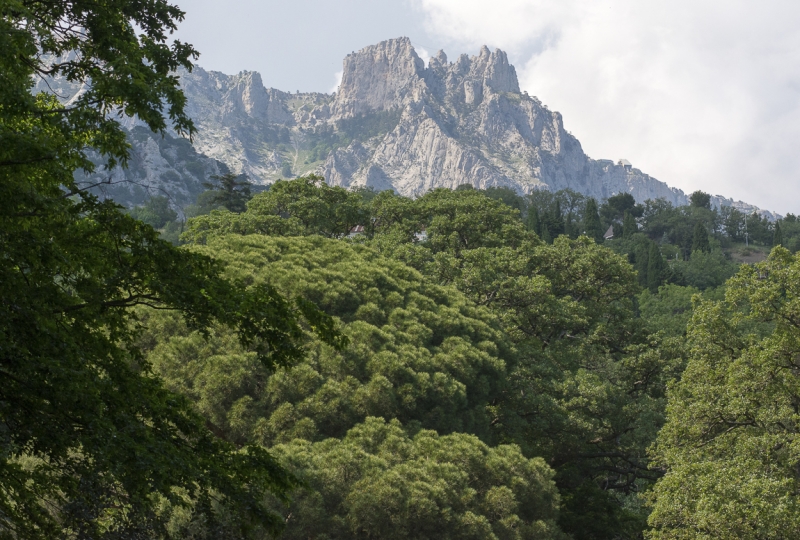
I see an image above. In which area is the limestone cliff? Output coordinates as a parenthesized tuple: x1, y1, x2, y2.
(40, 40, 777, 218)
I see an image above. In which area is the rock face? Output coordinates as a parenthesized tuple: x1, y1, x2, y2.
(75, 127, 228, 213)
(175, 38, 693, 205)
(316, 38, 685, 203)
(42, 39, 777, 217)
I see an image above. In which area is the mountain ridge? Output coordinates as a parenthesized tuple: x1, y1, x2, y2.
(49, 38, 777, 218)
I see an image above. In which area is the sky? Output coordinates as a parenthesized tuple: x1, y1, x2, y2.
(172, 0, 800, 214)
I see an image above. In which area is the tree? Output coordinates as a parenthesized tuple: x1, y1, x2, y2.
(0, 1, 343, 537)
(272, 418, 566, 540)
(183, 175, 369, 243)
(623, 211, 637, 238)
(583, 198, 604, 243)
(648, 248, 800, 539)
(201, 172, 253, 213)
(526, 205, 541, 235)
(148, 235, 510, 446)
(689, 190, 712, 209)
(541, 223, 553, 244)
(482, 186, 526, 212)
(774, 220, 784, 246)
(692, 221, 711, 253)
(128, 195, 178, 229)
(600, 192, 640, 227)
(647, 242, 666, 292)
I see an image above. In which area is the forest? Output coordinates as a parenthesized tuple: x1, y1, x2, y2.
(3, 1, 800, 539)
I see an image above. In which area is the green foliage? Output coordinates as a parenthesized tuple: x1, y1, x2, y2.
(272, 417, 566, 540)
(128, 195, 178, 229)
(583, 198, 604, 243)
(526, 205, 541, 235)
(0, 1, 347, 537)
(482, 186, 527, 213)
(304, 109, 402, 162)
(638, 285, 700, 337)
(691, 221, 710, 253)
(201, 172, 253, 213)
(146, 235, 510, 446)
(166, 182, 690, 537)
(689, 190, 711, 209)
(182, 174, 368, 243)
(675, 245, 738, 290)
(648, 247, 800, 539)
(623, 211, 637, 238)
(525, 189, 587, 243)
(774, 220, 784, 246)
(647, 242, 667, 292)
(600, 192, 642, 229)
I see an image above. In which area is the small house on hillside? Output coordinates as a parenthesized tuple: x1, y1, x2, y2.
(603, 225, 615, 240)
(348, 225, 365, 238)
(618, 159, 632, 170)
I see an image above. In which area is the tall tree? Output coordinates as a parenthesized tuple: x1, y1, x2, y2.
(201, 172, 253, 213)
(526, 205, 541, 235)
(623, 211, 637, 238)
(692, 221, 711, 253)
(689, 190, 712, 209)
(0, 1, 343, 537)
(647, 242, 666, 293)
(774, 220, 784, 246)
(583, 198, 604, 243)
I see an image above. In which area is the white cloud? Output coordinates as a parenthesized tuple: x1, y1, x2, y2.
(330, 70, 343, 94)
(413, 0, 800, 214)
(415, 45, 431, 66)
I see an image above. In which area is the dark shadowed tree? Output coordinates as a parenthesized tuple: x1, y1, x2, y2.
(689, 190, 712, 209)
(584, 198, 604, 243)
(0, 1, 344, 537)
(774, 221, 784, 246)
(202, 172, 253, 213)
(692, 221, 711, 253)
(623, 211, 637, 238)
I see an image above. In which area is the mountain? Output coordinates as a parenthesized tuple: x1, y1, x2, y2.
(52, 38, 775, 217)
(178, 37, 685, 204)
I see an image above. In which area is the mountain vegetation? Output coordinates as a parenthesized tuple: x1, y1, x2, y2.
(4, 0, 800, 539)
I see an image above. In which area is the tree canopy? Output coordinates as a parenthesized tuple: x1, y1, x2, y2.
(648, 248, 800, 539)
(0, 1, 342, 537)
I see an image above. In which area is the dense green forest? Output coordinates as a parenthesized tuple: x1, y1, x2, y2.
(4, 1, 800, 539)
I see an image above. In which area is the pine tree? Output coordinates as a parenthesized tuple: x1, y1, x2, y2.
(623, 211, 637, 238)
(202, 173, 253, 213)
(773, 221, 784, 247)
(692, 222, 711, 253)
(647, 242, 666, 292)
(552, 200, 564, 236)
(526, 206, 541, 236)
(565, 212, 577, 239)
(584, 198, 604, 243)
(541, 223, 553, 244)
(634, 240, 650, 287)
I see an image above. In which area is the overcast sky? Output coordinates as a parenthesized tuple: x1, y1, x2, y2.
(173, 0, 800, 214)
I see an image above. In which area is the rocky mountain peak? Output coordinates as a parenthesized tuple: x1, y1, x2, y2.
(331, 37, 425, 118)
(89, 38, 776, 220)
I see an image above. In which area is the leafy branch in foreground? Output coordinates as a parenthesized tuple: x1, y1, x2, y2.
(1, 1, 343, 537)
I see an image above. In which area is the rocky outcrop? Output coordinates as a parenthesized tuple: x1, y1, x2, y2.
(317, 38, 688, 205)
(331, 37, 425, 118)
(76, 127, 228, 213)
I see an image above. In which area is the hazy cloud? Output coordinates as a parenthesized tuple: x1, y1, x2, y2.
(330, 70, 344, 94)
